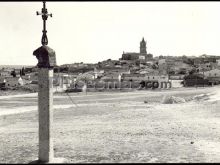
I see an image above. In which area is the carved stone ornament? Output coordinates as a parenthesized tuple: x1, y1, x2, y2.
(33, 45, 56, 68)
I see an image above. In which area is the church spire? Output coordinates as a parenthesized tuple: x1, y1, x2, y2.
(140, 37, 147, 54)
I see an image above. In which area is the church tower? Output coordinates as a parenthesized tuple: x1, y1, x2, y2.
(140, 37, 147, 54)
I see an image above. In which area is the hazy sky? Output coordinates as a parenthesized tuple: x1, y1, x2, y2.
(1, 1, 220, 65)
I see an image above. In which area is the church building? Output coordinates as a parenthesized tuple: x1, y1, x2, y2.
(121, 37, 153, 61)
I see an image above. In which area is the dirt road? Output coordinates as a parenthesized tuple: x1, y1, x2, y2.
(0, 86, 220, 163)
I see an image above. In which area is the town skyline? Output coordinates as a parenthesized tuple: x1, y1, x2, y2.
(1, 2, 220, 65)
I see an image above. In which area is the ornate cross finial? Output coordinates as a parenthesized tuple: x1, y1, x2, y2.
(36, 1, 52, 46)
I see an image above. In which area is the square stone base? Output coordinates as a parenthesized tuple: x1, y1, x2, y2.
(29, 157, 67, 164)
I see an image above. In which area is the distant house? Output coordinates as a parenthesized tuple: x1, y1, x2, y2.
(24, 67, 33, 73)
(183, 74, 209, 87)
(4, 77, 24, 88)
(115, 65, 122, 68)
(122, 73, 145, 81)
(202, 69, 220, 85)
(203, 69, 220, 78)
(56, 74, 74, 89)
(21, 74, 31, 81)
(30, 80, 38, 84)
(158, 59, 167, 74)
(197, 63, 213, 71)
(14, 69, 21, 75)
(192, 55, 220, 67)
(136, 68, 159, 75)
(1, 68, 13, 73)
(0, 70, 11, 77)
(0, 82, 5, 89)
(169, 74, 185, 80)
(121, 73, 168, 82)
(144, 74, 169, 82)
(139, 70, 149, 74)
(94, 68, 104, 79)
(0, 77, 6, 89)
(77, 72, 95, 81)
(101, 75, 115, 82)
(170, 80, 184, 88)
(101, 73, 119, 82)
(217, 59, 220, 66)
(0, 77, 5, 83)
(138, 74, 171, 89)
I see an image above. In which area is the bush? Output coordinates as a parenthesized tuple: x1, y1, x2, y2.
(161, 95, 186, 104)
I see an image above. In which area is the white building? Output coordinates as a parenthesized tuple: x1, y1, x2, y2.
(217, 59, 220, 66)
(158, 59, 167, 75)
(4, 76, 24, 88)
(201, 68, 220, 84)
(202, 69, 220, 78)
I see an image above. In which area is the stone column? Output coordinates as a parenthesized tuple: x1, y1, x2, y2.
(38, 68, 54, 162)
(30, 45, 66, 164)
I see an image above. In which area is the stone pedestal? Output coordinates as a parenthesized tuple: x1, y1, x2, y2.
(30, 68, 67, 164)
(30, 45, 67, 164)
(38, 68, 54, 162)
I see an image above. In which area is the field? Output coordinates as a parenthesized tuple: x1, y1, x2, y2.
(0, 86, 220, 163)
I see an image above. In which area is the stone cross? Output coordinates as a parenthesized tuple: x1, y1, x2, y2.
(30, 1, 66, 164)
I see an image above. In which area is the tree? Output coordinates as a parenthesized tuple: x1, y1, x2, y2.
(152, 64, 158, 69)
(98, 62, 102, 68)
(11, 70, 16, 77)
(135, 60, 140, 66)
(178, 70, 186, 75)
(21, 67, 25, 76)
(159, 55, 164, 59)
(189, 68, 196, 75)
(168, 70, 175, 75)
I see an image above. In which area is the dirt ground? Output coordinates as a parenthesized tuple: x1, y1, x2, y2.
(0, 89, 31, 96)
(0, 86, 220, 163)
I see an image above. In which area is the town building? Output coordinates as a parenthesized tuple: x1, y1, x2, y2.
(217, 59, 220, 66)
(94, 68, 104, 79)
(4, 76, 24, 88)
(183, 74, 209, 87)
(193, 55, 220, 66)
(121, 37, 153, 61)
(158, 59, 167, 74)
(202, 69, 220, 85)
(121, 73, 171, 89)
(0, 70, 11, 77)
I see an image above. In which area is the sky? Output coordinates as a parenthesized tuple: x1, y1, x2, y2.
(1, 1, 220, 66)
